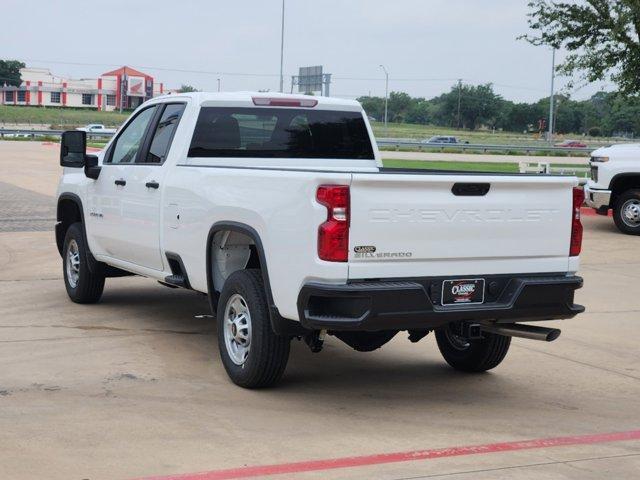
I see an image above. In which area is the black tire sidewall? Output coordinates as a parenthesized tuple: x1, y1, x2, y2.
(63, 223, 85, 300)
(435, 328, 511, 372)
(216, 270, 290, 388)
(613, 190, 640, 235)
(62, 223, 104, 303)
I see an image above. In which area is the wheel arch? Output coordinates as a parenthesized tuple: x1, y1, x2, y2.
(609, 173, 640, 207)
(56, 193, 85, 257)
(206, 221, 307, 336)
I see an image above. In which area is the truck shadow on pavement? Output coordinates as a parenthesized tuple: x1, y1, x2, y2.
(583, 215, 619, 234)
(91, 281, 532, 406)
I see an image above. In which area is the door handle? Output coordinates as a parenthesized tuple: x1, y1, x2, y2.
(145, 181, 160, 189)
(114, 179, 126, 186)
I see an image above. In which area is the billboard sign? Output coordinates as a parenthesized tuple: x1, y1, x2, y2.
(127, 76, 145, 96)
(298, 65, 323, 93)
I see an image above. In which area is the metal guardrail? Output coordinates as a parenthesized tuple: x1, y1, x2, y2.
(0, 128, 113, 139)
(519, 161, 590, 179)
(1, 128, 593, 156)
(377, 139, 592, 155)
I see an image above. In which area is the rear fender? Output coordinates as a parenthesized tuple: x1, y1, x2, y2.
(206, 221, 307, 336)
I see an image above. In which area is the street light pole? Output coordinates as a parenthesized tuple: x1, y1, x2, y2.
(279, 0, 285, 93)
(456, 78, 462, 129)
(548, 48, 556, 145)
(380, 64, 389, 136)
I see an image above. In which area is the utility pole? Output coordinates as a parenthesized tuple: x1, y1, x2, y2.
(279, 0, 285, 93)
(119, 74, 127, 113)
(548, 48, 556, 145)
(380, 64, 389, 136)
(323, 74, 331, 97)
(456, 78, 462, 129)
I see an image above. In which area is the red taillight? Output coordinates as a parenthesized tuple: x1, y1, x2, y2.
(570, 187, 584, 257)
(252, 97, 318, 108)
(317, 185, 350, 262)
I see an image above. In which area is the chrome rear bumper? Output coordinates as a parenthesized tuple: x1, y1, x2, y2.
(584, 184, 611, 210)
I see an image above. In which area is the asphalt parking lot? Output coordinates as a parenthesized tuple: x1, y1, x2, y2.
(1, 141, 639, 480)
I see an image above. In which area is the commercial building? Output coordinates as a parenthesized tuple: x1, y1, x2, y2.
(0, 66, 165, 111)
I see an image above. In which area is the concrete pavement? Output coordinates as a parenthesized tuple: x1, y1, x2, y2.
(0, 141, 638, 480)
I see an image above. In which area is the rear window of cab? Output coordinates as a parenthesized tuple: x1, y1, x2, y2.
(188, 107, 374, 159)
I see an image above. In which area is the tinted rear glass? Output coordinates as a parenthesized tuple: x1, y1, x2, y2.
(188, 107, 374, 159)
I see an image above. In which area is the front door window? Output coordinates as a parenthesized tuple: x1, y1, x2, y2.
(109, 107, 156, 164)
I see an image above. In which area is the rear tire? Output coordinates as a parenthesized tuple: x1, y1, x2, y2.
(435, 324, 511, 372)
(217, 269, 290, 388)
(613, 189, 640, 235)
(63, 222, 105, 304)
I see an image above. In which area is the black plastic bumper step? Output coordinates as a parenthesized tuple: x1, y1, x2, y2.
(164, 274, 188, 288)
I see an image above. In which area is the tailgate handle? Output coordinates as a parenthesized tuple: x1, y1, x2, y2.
(452, 183, 490, 196)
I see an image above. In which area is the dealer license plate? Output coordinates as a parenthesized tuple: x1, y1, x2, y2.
(441, 279, 485, 305)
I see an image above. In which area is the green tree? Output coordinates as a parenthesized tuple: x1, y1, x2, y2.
(522, 0, 640, 94)
(503, 102, 541, 132)
(387, 91, 413, 122)
(588, 126, 602, 136)
(406, 100, 433, 124)
(554, 97, 584, 134)
(356, 86, 640, 137)
(0, 59, 25, 87)
(436, 83, 503, 130)
(177, 84, 198, 93)
(357, 95, 385, 121)
(602, 94, 640, 135)
(578, 91, 613, 134)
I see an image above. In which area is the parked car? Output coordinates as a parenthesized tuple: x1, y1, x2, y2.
(56, 92, 584, 388)
(421, 135, 467, 144)
(76, 124, 117, 135)
(555, 140, 587, 148)
(584, 143, 640, 234)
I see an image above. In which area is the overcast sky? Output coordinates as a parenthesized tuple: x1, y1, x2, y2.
(2, 0, 613, 102)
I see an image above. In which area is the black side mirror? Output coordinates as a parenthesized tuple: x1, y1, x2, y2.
(60, 131, 87, 168)
(84, 155, 101, 180)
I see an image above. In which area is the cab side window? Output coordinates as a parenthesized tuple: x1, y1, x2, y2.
(108, 106, 157, 164)
(143, 104, 186, 164)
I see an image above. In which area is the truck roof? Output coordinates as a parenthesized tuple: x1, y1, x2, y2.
(156, 91, 362, 110)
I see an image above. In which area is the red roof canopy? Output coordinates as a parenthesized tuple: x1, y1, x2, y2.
(101, 66, 153, 79)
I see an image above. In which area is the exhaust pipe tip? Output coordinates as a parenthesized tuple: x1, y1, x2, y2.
(480, 323, 562, 342)
(545, 329, 562, 342)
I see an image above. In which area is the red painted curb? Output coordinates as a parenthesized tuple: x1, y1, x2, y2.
(136, 429, 640, 480)
(581, 207, 612, 217)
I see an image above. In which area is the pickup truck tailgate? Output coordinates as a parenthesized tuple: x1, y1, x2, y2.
(348, 173, 576, 279)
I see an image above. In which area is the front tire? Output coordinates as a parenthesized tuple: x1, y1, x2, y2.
(613, 189, 640, 235)
(217, 269, 290, 388)
(63, 222, 105, 304)
(435, 324, 511, 372)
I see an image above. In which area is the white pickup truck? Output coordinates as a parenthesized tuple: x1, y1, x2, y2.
(76, 124, 117, 135)
(56, 92, 584, 388)
(584, 144, 640, 234)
